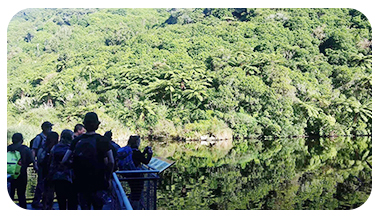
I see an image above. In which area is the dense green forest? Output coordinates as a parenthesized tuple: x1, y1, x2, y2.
(7, 8, 372, 143)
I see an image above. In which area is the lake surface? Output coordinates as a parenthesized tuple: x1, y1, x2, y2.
(149, 137, 372, 210)
(22, 137, 372, 210)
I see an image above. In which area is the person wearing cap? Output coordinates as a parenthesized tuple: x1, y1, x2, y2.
(7, 133, 33, 209)
(32, 121, 53, 161)
(62, 112, 114, 210)
(31, 121, 53, 209)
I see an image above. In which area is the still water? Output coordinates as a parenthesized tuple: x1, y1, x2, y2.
(24, 137, 371, 210)
(150, 137, 372, 210)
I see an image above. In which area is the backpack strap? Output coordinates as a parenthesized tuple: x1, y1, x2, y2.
(38, 134, 44, 149)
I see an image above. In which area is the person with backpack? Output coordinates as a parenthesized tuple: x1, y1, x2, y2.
(7, 133, 33, 209)
(62, 112, 114, 210)
(31, 121, 53, 209)
(48, 129, 78, 210)
(41, 131, 59, 210)
(117, 135, 153, 209)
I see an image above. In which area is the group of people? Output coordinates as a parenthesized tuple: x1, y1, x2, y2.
(7, 112, 153, 210)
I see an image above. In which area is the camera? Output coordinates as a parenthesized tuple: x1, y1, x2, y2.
(144, 146, 152, 153)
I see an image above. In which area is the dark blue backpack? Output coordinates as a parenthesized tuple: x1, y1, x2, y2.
(117, 146, 137, 170)
(50, 143, 73, 182)
(52, 143, 70, 161)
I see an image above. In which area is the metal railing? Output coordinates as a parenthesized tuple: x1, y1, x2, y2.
(109, 172, 133, 210)
(7, 174, 11, 194)
(8, 158, 172, 210)
(7, 167, 134, 210)
(115, 168, 159, 210)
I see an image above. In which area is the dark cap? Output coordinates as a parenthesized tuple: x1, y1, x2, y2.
(83, 112, 100, 125)
(41, 121, 53, 130)
(12, 133, 23, 144)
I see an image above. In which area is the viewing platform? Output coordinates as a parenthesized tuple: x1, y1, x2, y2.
(7, 157, 174, 210)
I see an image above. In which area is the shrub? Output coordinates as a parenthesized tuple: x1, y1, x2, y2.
(152, 119, 178, 138)
(183, 117, 232, 140)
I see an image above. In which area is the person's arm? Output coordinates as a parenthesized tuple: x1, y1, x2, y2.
(32, 149, 36, 161)
(144, 149, 153, 164)
(105, 149, 114, 174)
(47, 146, 55, 168)
(31, 149, 38, 171)
(25, 147, 34, 167)
(103, 149, 114, 189)
(61, 150, 72, 165)
(31, 136, 41, 170)
(134, 149, 153, 165)
(62, 136, 79, 164)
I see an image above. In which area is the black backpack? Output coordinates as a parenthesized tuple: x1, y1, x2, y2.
(72, 134, 110, 192)
(73, 135, 99, 178)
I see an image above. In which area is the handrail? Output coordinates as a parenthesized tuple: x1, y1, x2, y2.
(118, 177, 159, 181)
(112, 172, 133, 210)
(116, 170, 159, 174)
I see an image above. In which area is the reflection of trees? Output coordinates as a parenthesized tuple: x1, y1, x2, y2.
(155, 137, 372, 209)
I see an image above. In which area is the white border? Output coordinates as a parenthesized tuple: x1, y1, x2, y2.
(2, 1, 373, 216)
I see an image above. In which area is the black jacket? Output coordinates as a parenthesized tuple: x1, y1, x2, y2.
(132, 148, 152, 168)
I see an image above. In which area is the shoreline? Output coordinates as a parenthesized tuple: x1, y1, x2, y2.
(113, 133, 372, 144)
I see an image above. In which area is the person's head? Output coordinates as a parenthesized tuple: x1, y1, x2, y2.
(74, 124, 85, 135)
(60, 129, 74, 144)
(104, 131, 112, 141)
(83, 112, 100, 132)
(127, 135, 141, 149)
(45, 131, 59, 150)
(12, 133, 23, 144)
(41, 121, 53, 133)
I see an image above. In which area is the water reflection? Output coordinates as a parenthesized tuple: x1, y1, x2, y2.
(22, 137, 371, 210)
(150, 137, 372, 210)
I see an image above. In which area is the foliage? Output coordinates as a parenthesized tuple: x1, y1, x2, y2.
(7, 8, 372, 140)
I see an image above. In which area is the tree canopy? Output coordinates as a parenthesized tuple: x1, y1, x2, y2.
(7, 8, 372, 142)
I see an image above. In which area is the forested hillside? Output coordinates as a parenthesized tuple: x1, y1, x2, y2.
(7, 8, 372, 143)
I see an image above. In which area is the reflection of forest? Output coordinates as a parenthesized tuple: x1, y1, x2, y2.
(153, 137, 372, 210)
(22, 137, 371, 209)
